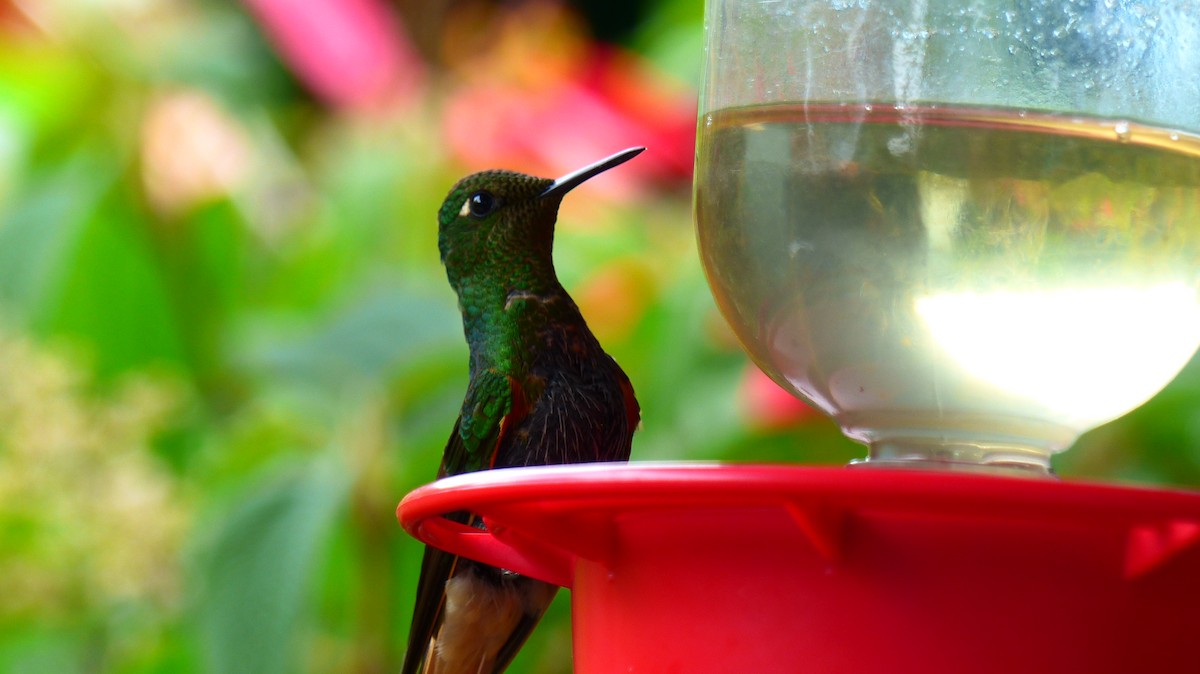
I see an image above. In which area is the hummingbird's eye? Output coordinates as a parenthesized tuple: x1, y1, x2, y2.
(460, 191, 500, 219)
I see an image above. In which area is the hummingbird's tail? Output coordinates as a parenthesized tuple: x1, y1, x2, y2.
(406, 558, 557, 674)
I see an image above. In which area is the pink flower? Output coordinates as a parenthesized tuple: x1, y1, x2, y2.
(739, 366, 818, 430)
(439, 4, 693, 198)
(242, 0, 424, 109)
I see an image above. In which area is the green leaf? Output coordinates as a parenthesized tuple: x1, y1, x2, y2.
(165, 200, 248, 380)
(0, 627, 86, 674)
(196, 455, 349, 674)
(234, 284, 462, 391)
(42, 185, 188, 377)
(0, 42, 99, 143)
(0, 151, 111, 320)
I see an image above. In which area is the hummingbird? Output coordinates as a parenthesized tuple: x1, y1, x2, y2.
(401, 148, 643, 674)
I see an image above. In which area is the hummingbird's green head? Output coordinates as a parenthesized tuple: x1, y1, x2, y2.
(436, 147, 644, 292)
(437, 170, 555, 275)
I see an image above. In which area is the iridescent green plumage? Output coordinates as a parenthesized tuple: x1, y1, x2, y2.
(402, 149, 643, 674)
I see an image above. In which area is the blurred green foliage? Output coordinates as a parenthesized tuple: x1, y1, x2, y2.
(1, 1, 1199, 674)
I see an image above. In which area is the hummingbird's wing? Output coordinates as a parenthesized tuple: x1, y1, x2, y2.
(615, 357, 641, 433)
(404, 523, 464, 674)
(402, 370, 529, 674)
(443, 369, 529, 476)
(401, 415, 469, 674)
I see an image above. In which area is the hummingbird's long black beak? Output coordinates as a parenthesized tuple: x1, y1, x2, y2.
(539, 147, 645, 199)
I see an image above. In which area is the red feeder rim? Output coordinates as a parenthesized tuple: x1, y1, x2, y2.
(397, 462, 1200, 588)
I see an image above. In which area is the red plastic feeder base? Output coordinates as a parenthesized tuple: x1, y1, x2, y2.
(397, 463, 1200, 673)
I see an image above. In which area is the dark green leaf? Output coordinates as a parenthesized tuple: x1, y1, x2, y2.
(196, 455, 349, 674)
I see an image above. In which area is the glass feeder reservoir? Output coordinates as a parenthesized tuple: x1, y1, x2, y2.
(695, 0, 1200, 474)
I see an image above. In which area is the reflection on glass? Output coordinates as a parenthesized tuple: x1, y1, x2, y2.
(916, 283, 1200, 425)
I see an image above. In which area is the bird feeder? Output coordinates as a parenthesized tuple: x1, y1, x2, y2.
(399, 464, 1200, 672)
(400, 0, 1200, 670)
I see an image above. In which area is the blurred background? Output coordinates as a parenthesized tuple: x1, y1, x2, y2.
(2, 0, 1200, 672)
